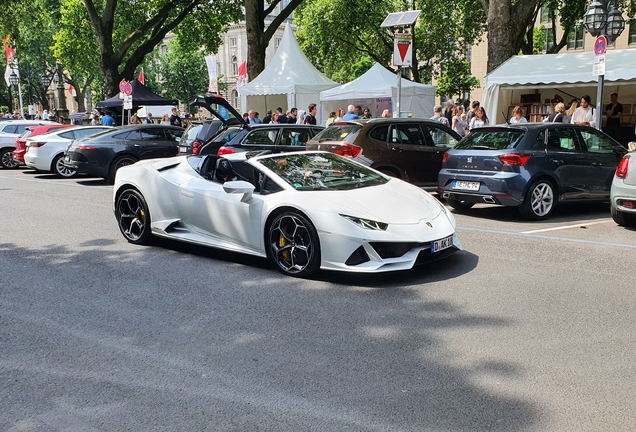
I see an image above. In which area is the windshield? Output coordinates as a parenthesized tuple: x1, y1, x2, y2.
(259, 153, 388, 191)
(310, 124, 362, 143)
(456, 130, 525, 150)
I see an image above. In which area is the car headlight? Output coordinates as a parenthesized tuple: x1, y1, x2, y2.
(340, 214, 388, 231)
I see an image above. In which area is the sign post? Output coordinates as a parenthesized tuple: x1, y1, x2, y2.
(119, 79, 133, 125)
(592, 35, 607, 130)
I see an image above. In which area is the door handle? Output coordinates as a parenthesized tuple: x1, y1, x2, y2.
(550, 159, 564, 165)
(592, 162, 602, 167)
(391, 147, 403, 153)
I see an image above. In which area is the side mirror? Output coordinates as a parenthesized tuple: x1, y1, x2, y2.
(223, 180, 255, 202)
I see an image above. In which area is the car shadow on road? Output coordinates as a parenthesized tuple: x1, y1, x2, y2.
(451, 201, 611, 225)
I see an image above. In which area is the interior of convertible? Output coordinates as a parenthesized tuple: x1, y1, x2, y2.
(192, 154, 282, 195)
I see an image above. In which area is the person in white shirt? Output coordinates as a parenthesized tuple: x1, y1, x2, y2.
(469, 107, 489, 130)
(509, 106, 528, 123)
(570, 94, 595, 128)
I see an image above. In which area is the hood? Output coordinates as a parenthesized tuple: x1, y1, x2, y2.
(188, 94, 247, 127)
(309, 180, 441, 224)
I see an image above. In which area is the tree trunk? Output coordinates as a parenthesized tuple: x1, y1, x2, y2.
(245, 0, 267, 81)
(486, 0, 542, 74)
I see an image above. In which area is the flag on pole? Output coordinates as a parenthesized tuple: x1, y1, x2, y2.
(3, 36, 17, 86)
(205, 55, 218, 93)
(138, 68, 145, 85)
(237, 61, 247, 85)
(3, 36, 15, 65)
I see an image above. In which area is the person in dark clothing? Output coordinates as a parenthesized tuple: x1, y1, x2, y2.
(276, 107, 288, 124)
(605, 92, 623, 142)
(262, 110, 272, 124)
(303, 103, 317, 125)
(170, 107, 183, 127)
(288, 108, 298, 123)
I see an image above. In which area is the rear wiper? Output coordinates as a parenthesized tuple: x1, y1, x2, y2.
(471, 145, 496, 150)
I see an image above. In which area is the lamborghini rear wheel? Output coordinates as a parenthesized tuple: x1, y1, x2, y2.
(267, 212, 320, 278)
(115, 189, 152, 244)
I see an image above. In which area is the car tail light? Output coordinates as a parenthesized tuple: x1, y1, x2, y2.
(192, 140, 202, 155)
(217, 146, 235, 156)
(29, 141, 46, 147)
(442, 152, 450, 164)
(76, 145, 97, 151)
(499, 154, 531, 166)
(333, 144, 361, 158)
(616, 155, 630, 179)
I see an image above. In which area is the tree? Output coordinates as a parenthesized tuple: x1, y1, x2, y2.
(155, 38, 208, 113)
(435, 59, 480, 101)
(294, 0, 485, 84)
(74, 0, 242, 97)
(244, 0, 305, 81)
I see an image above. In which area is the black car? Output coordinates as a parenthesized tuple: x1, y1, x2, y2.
(179, 94, 246, 155)
(64, 124, 184, 183)
(438, 123, 628, 220)
(205, 124, 324, 156)
(306, 119, 462, 186)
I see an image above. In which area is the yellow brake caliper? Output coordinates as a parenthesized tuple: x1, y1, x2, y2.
(279, 232, 291, 261)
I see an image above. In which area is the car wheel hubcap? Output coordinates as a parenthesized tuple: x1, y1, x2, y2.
(2, 151, 18, 168)
(118, 193, 146, 240)
(270, 215, 313, 273)
(56, 157, 76, 177)
(531, 183, 553, 217)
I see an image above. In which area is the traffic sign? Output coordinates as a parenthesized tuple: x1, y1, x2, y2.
(119, 79, 133, 95)
(593, 54, 606, 76)
(123, 94, 133, 110)
(594, 35, 607, 55)
(393, 33, 413, 67)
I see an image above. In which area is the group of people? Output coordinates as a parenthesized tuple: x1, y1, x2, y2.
(243, 104, 318, 126)
(93, 107, 187, 127)
(430, 93, 619, 139)
(430, 99, 488, 136)
(325, 105, 386, 126)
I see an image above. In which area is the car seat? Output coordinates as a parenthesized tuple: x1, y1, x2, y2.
(199, 155, 221, 180)
(215, 157, 235, 183)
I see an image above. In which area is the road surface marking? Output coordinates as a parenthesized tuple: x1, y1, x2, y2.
(521, 220, 612, 234)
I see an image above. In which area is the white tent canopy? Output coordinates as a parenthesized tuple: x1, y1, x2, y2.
(238, 23, 338, 120)
(483, 48, 636, 124)
(319, 63, 435, 121)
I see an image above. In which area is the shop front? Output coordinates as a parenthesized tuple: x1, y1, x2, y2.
(482, 48, 636, 146)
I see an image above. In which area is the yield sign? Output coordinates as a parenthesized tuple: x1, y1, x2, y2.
(393, 33, 413, 67)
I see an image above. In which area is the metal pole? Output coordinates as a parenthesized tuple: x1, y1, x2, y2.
(595, 28, 605, 131)
(396, 66, 401, 118)
(14, 60, 24, 117)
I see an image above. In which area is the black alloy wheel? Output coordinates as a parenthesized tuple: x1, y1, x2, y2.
(52, 154, 77, 178)
(109, 155, 138, 184)
(267, 212, 320, 277)
(0, 148, 19, 169)
(115, 189, 152, 244)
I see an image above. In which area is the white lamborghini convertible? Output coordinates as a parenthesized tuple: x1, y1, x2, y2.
(113, 151, 462, 277)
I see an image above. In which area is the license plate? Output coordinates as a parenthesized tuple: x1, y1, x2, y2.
(452, 181, 480, 191)
(431, 235, 453, 253)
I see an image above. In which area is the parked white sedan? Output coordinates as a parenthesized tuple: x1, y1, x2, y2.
(611, 152, 636, 227)
(23, 126, 111, 177)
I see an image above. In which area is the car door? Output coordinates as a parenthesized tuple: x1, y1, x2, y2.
(540, 127, 590, 200)
(276, 127, 312, 152)
(387, 123, 436, 184)
(577, 127, 625, 198)
(421, 124, 461, 183)
(177, 175, 264, 252)
(240, 128, 279, 151)
(134, 127, 175, 158)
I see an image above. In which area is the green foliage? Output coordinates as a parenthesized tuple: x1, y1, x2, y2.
(295, 0, 485, 84)
(435, 59, 480, 99)
(155, 37, 209, 112)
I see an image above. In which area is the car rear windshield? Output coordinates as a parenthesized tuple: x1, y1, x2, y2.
(310, 124, 362, 143)
(184, 124, 203, 141)
(456, 130, 525, 150)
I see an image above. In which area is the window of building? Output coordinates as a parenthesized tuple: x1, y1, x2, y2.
(540, 7, 553, 24)
(231, 56, 238, 76)
(545, 27, 555, 51)
(275, 38, 281, 49)
(230, 37, 237, 47)
(232, 90, 239, 108)
(567, 24, 585, 50)
(629, 20, 636, 45)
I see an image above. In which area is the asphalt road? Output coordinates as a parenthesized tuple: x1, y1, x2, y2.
(1, 168, 636, 431)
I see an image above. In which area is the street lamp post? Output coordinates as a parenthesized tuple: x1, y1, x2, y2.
(9, 69, 23, 117)
(54, 64, 69, 121)
(583, 0, 625, 130)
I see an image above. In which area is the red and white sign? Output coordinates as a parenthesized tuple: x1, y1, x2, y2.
(594, 35, 607, 55)
(393, 33, 412, 67)
(119, 79, 132, 95)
